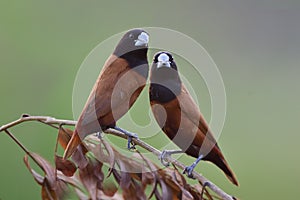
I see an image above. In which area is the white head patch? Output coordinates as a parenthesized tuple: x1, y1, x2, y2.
(157, 53, 170, 62)
(157, 53, 171, 68)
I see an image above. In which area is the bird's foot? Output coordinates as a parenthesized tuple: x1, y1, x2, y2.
(183, 154, 204, 179)
(95, 132, 104, 139)
(183, 164, 196, 179)
(113, 126, 138, 150)
(159, 150, 182, 167)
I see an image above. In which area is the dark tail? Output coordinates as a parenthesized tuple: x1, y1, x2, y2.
(206, 150, 239, 186)
(63, 129, 82, 159)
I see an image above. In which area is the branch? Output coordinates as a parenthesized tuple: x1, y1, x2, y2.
(0, 114, 236, 200)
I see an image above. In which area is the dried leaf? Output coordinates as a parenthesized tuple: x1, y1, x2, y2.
(59, 127, 89, 158)
(75, 188, 90, 200)
(171, 168, 193, 199)
(41, 180, 57, 200)
(55, 179, 69, 199)
(58, 127, 73, 149)
(71, 146, 89, 169)
(98, 138, 116, 168)
(57, 171, 84, 191)
(23, 155, 44, 185)
(79, 157, 104, 200)
(135, 151, 159, 199)
(24, 153, 68, 200)
(157, 180, 179, 200)
(102, 181, 118, 197)
(185, 185, 202, 200)
(112, 168, 121, 185)
(85, 137, 115, 169)
(97, 190, 124, 200)
(119, 164, 131, 190)
(116, 158, 146, 200)
(27, 153, 56, 189)
(55, 155, 77, 177)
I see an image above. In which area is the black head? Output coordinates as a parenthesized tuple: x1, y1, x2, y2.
(153, 51, 177, 70)
(113, 29, 149, 59)
(151, 51, 180, 82)
(150, 51, 182, 103)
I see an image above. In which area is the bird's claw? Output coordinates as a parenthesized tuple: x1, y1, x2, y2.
(112, 126, 138, 150)
(96, 132, 104, 139)
(159, 150, 182, 167)
(183, 165, 196, 179)
(159, 150, 171, 167)
(127, 136, 137, 150)
(183, 154, 203, 179)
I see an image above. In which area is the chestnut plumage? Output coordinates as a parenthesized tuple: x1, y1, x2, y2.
(149, 52, 238, 186)
(63, 29, 149, 159)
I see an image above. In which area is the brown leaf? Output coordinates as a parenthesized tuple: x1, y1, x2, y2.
(141, 172, 155, 187)
(55, 155, 77, 177)
(86, 138, 114, 165)
(41, 180, 57, 200)
(156, 180, 180, 200)
(171, 168, 193, 199)
(98, 138, 116, 168)
(59, 127, 89, 158)
(79, 157, 104, 200)
(134, 151, 156, 187)
(27, 153, 56, 189)
(185, 185, 202, 200)
(23, 155, 44, 185)
(117, 160, 146, 200)
(96, 190, 124, 200)
(135, 151, 158, 199)
(102, 180, 118, 197)
(24, 153, 68, 200)
(57, 171, 84, 191)
(155, 168, 184, 200)
(58, 127, 89, 169)
(74, 188, 90, 200)
(71, 146, 89, 169)
(119, 164, 131, 190)
(58, 127, 73, 150)
(55, 179, 69, 200)
(24, 154, 57, 200)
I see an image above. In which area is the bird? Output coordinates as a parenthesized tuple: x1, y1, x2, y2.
(149, 51, 238, 185)
(63, 29, 149, 159)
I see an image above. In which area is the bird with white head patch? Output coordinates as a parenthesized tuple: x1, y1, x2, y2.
(63, 29, 150, 159)
(149, 51, 239, 186)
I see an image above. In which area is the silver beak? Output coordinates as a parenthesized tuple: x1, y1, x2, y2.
(135, 32, 149, 47)
(157, 61, 171, 68)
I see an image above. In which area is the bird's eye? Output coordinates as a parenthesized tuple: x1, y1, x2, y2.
(129, 33, 134, 39)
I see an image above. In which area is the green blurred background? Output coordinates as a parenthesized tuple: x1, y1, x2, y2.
(1, 0, 299, 199)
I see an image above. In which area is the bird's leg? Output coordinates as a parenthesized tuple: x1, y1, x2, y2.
(113, 126, 138, 149)
(159, 149, 183, 167)
(183, 154, 204, 178)
(95, 131, 104, 139)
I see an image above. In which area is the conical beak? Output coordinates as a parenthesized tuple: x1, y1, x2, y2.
(135, 32, 149, 47)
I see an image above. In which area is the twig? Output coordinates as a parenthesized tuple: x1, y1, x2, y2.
(0, 114, 235, 200)
(4, 129, 30, 154)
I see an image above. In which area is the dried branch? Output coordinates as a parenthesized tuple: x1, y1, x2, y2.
(0, 114, 236, 200)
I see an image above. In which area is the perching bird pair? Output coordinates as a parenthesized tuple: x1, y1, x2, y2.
(63, 28, 238, 186)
